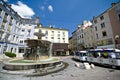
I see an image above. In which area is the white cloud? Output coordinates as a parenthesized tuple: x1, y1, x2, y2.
(4, 0, 8, 2)
(40, 6, 45, 11)
(48, 5, 53, 12)
(11, 1, 35, 19)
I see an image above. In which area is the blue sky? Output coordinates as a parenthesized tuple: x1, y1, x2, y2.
(6, 0, 120, 37)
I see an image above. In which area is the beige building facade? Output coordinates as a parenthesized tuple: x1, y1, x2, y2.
(71, 20, 94, 51)
(34, 25, 69, 56)
(83, 21, 95, 49)
(93, 2, 120, 49)
(69, 37, 73, 55)
(72, 30, 77, 51)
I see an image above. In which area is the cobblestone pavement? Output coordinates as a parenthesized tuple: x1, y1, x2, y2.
(0, 56, 120, 80)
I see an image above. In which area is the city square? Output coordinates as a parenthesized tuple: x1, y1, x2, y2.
(0, 56, 120, 80)
(0, 0, 120, 80)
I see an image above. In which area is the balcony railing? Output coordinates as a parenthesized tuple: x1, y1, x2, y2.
(3, 17, 8, 22)
(0, 25, 5, 30)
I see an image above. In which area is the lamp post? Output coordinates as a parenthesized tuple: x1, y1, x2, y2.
(115, 35, 119, 49)
(3, 42, 7, 53)
(3, 37, 8, 59)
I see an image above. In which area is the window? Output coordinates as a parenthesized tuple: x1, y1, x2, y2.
(91, 29, 92, 33)
(0, 8, 2, 14)
(102, 31, 107, 37)
(58, 38, 60, 42)
(81, 34, 83, 38)
(45, 31, 48, 35)
(7, 25, 11, 31)
(108, 38, 113, 45)
(63, 32, 65, 35)
(10, 17, 13, 23)
(81, 29, 83, 33)
(27, 29, 31, 36)
(2, 22, 6, 29)
(46, 37, 48, 39)
(51, 31, 54, 36)
(94, 19, 97, 24)
(96, 33, 99, 39)
(101, 22, 105, 28)
(51, 37, 54, 39)
(100, 16, 104, 20)
(20, 40, 23, 43)
(95, 26, 97, 31)
(0, 31, 4, 38)
(52, 31, 54, 33)
(4, 13, 8, 19)
(13, 35, 15, 41)
(16, 36, 18, 41)
(58, 34, 60, 36)
(22, 29, 25, 32)
(118, 14, 120, 21)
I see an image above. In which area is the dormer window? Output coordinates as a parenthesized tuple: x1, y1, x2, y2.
(100, 16, 104, 20)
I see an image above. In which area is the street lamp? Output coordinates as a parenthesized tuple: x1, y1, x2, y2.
(3, 35, 8, 53)
(115, 35, 119, 49)
(3, 37, 8, 59)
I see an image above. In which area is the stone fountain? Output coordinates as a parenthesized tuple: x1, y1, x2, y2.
(24, 29, 52, 60)
(2, 29, 65, 75)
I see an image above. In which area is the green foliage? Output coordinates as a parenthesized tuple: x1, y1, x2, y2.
(5, 52, 16, 58)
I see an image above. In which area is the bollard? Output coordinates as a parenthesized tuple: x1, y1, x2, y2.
(83, 62, 91, 69)
(90, 64, 95, 69)
(75, 62, 80, 67)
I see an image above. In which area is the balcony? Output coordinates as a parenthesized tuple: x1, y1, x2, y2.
(0, 25, 5, 30)
(0, 14, 2, 18)
(9, 18, 13, 25)
(7, 26, 11, 32)
(3, 17, 8, 22)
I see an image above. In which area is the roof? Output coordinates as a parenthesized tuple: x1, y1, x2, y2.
(36, 26, 69, 31)
(69, 37, 72, 40)
(89, 48, 120, 52)
(72, 30, 77, 34)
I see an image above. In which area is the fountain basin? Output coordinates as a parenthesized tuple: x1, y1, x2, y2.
(3, 57, 63, 70)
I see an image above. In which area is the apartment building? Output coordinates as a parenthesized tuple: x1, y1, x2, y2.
(72, 25, 84, 51)
(18, 18, 37, 56)
(76, 25, 84, 50)
(0, 0, 22, 56)
(71, 20, 94, 52)
(72, 30, 77, 51)
(34, 24, 69, 56)
(93, 2, 120, 49)
(0, 0, 37, 57)
(69, 37, 73, 55)
(83, 20, 95, 49)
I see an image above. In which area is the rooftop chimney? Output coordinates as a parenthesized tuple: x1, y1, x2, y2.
(49, 24, 53, 28)
(111, 3, 116, 7)
(35, 16, 39, 24)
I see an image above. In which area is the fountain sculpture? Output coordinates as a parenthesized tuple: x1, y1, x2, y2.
(2, 28, 65, 75)
(24, 29, 52, 60)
